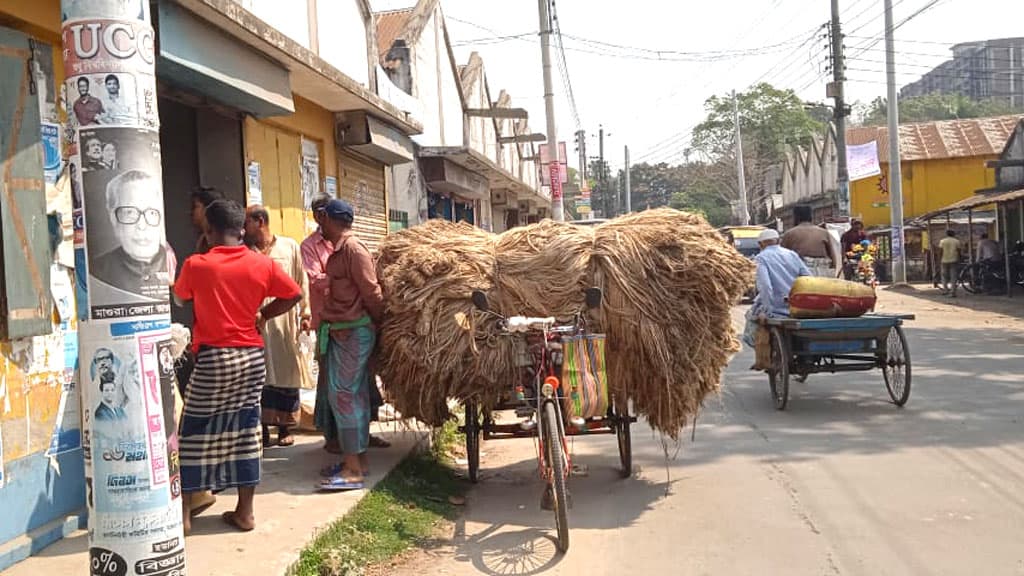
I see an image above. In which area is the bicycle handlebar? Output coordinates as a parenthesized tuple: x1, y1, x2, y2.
(506, 316, 556, 333)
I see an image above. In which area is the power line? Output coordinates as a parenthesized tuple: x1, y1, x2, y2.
(550, 0, 581, 131)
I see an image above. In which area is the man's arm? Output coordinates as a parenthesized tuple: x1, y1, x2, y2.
(349, 244, 385, 325)
(753, 259, 771, 312)
(301, 238, 329, 293)
(292, 243, 312, 330)
(172, 259, 193, 306)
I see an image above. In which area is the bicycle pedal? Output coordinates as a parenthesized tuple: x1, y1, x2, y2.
(519, 419, 537, 432)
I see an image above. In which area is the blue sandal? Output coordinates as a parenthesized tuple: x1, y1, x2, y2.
(319, 475, 364, 491)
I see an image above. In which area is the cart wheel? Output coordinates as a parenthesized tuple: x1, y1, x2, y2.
(542, 401, 570, 553)
(882, 326, 912, 407)
(768, 328, 790, 410)
(614, 398, 632, 479)
(464, 401, 481, 483)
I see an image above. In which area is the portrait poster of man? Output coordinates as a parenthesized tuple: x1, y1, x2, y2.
(67, 73, 139, 129)
(80, 127, 170, 319)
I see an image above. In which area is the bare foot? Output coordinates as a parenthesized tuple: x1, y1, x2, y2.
(222, 510, 255, 532)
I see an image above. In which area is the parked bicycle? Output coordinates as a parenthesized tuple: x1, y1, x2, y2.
(462, 287, 633, 554)
(957, 241, 1024, 294)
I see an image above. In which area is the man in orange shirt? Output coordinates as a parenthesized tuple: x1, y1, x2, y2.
(174, 199, 302, 533)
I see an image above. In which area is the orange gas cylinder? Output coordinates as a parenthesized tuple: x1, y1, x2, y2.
(788, 276, 876, 319)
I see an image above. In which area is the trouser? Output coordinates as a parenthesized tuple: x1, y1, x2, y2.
(942, 263, 959, 294)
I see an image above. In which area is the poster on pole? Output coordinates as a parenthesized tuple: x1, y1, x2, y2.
(847, 141, 882, 182)
(549, 163, 563, 202)
(80, 127, 170, 320)
(43, 122, 63, 186)
(79, 320, 184, 575)
(539, 142, 568, 186)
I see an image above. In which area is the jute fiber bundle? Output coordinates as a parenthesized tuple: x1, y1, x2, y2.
(591, 209, 754, 437)
(493, 220, 595, 319)
(375, 220, 509, 425)
(375, 209, 754, 435)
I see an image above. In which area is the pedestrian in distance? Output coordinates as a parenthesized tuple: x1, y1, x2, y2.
(174, 199, 302, 533)
(244, 205, 313, 448)
(939, 229, 962, 298)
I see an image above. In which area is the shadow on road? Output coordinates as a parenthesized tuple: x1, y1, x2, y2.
(889, 284, 1024, 321)
(682, 325, 1024, 468)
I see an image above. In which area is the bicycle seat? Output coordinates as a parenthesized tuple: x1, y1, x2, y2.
(507, 316, 556, 332)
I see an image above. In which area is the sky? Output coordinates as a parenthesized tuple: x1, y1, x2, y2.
(371, 0, 1024, 173)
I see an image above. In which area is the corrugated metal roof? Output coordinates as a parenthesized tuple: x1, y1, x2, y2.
(375, 9, 413, 64)
(846, 115, 1024, 162)
(917, 188, 1024, 221)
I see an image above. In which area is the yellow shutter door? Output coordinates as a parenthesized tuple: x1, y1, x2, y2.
(338, 150, 387, 252)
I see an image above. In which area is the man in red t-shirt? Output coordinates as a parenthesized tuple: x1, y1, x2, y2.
(173, 199, 301, 533)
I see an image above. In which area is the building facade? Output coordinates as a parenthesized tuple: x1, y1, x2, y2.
(0, 0, 423, 569)
(901, 37, 1024, 109)
(375, 0, 543, 234)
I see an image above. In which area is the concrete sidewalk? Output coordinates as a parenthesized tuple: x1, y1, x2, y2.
(2, 425, 426, 576)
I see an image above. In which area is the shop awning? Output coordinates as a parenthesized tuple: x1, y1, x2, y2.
(157, 1, 294, 117)
(337, 112, 414, 165)
(171, 0, 422, 135)
(916, 188, 1024, 222)
(418, 146, 545, 203)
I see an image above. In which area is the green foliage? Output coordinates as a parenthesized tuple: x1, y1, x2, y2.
(289, 453, 465, 576)
(857, 94, 1021, 126)
(691, 82, 825, 163)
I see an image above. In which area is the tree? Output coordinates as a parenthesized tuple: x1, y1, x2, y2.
(689, 83, 825, 223)
(856, 94, 1020, 126)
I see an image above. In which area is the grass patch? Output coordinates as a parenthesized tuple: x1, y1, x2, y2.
(288, 424, 466, 576)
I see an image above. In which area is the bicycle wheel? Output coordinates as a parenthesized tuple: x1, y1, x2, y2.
(957, 265, 982, 295)
(768, 328, 790, 411)
(882, 326, 912, 407)
(542, 401, 570, 553)
(614, 398, 632, 478)
(464, 401, 481, 483)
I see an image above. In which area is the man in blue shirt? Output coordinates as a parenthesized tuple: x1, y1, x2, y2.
(743, 229, 810, 362)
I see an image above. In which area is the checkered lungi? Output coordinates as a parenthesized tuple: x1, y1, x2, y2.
(179, 346, 266, 492)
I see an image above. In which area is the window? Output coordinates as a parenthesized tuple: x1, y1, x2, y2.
(388, 209, 409, 232)
(0, 27, 53, 339)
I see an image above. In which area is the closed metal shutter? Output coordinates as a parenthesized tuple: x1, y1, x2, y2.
(338, 149, 388, 252)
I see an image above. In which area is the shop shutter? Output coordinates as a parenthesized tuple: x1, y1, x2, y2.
(339, 150, 387, 252)
(0, 27, 52, 339)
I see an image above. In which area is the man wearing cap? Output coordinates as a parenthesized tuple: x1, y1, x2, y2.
(316, 199, 385, 491)
(744, 229, 810, 368)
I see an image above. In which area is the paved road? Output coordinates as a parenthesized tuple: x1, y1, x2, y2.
(395, 294, 1024, 576)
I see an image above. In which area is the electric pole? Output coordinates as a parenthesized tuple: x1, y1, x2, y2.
(575, 129, 587, 183)
(884, 0, 907, 284)
(62, 1, 186, 572)
(732, 90, 750, 226)
(830, 0, 851, 217)
(624, 145, 632, 214)
(538, 0, 563, 221)
(599, 125, 606, 217)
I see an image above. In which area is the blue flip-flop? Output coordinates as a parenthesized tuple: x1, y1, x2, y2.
(319, 475, 364, 491)
(320, 463, 343, 477)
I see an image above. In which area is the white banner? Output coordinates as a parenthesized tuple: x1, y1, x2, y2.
(847, 141, 882, 182)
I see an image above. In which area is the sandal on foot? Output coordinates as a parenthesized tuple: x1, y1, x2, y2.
(320, 463, 343, 477)
(189, 493, 217, 518)
(278, 435, 295, 447)
(369, 436, 391, 448)
(319, 474, 364, 491)
(221, 511, 255, 532)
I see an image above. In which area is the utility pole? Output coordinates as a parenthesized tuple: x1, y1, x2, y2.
(598, 125, 606, 217)
(732, 90, 751, 226)
(575, 129, 588, 183)
(624, 145, 632, 214)
(538, 0, 563, 221)
(884, 0, 907, 284)
(62, 1, 186, 573)
(830, 0, 851, 217)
